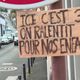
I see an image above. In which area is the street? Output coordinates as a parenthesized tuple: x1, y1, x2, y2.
(0, 43, 28, 80)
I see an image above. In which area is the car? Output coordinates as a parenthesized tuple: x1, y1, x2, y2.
(14, 34, 18, 46)
(4, 34, 13, 43)
(1, 35, 10, 44)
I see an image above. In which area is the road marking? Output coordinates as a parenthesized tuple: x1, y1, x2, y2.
(0, 66, 17, 71)
(5, 76, 18, 80)
(2, 63, 13, 66)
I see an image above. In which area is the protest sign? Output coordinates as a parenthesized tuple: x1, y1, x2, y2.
(16, 7, 80, 57)
(0, 0, 58, 9)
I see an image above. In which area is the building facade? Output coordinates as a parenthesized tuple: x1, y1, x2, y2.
(47, 0, 80, 80)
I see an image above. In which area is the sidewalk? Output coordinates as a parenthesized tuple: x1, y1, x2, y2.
(27, 58, 47, 80)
